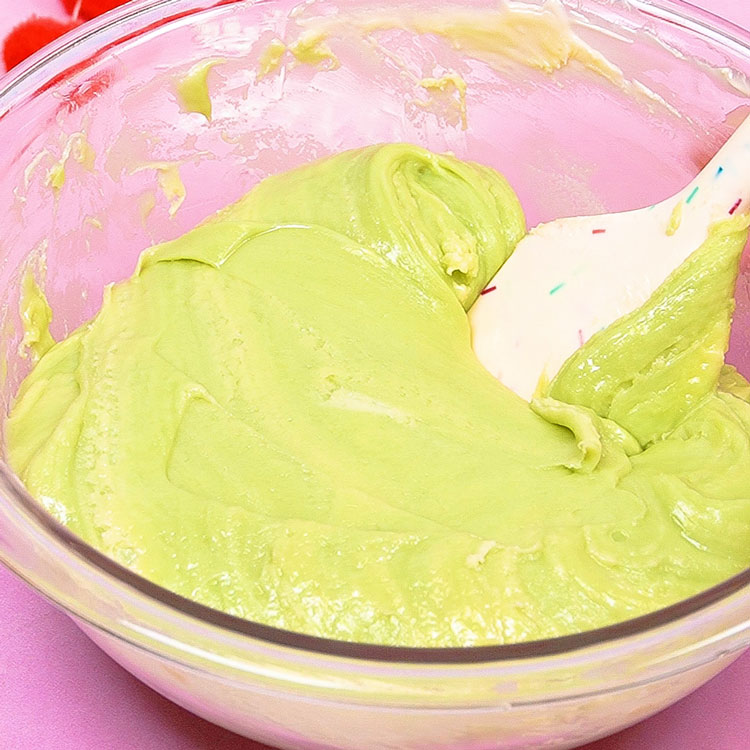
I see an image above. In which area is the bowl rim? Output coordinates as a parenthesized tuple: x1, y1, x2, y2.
(1, 0, 750, 666)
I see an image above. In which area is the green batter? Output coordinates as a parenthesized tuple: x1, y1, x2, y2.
(8, 144, 750, 646)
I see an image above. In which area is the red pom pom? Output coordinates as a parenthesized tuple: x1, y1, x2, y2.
(2, 16, 81, 71)
(62, 0, 132, 22)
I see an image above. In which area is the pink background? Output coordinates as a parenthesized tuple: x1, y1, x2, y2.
(1, 1, 749, 748)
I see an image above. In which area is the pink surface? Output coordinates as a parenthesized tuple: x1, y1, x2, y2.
(1, 1, 750, 749)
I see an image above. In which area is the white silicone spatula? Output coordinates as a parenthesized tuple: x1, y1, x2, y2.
(469, 114, 750, 400)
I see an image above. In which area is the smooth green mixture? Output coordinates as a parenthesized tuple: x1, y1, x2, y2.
(8, 144, 750, 646)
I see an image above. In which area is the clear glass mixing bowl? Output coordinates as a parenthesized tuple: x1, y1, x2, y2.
(1, 1, 750, 748)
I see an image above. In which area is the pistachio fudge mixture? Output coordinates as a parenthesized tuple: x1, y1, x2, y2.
(8, 144, 750, 646)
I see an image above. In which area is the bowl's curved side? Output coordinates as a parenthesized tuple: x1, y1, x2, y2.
(79, 621, 746, 750)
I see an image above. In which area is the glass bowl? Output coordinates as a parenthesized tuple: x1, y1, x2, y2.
(1, 1, 750, 748)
